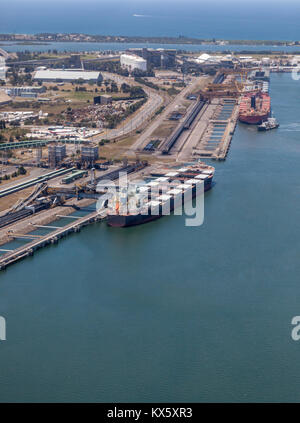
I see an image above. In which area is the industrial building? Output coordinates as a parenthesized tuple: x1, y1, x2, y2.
(81, 145, 99, 163)
(94, 95, 112, 105)
(238, 56, 256, 65)
(194, 53, 235, 67)
(0, 56, 6, 81)
(6, 86, 46, 98)
(68, 54, 82, 68)
(126, 48, 176, 69)
(62, 169, 88, 184)
(160, 49, 177, 69)
(33, 69, 103, 84)
(120, 54, 147, 72)
(249, 69, 270, 82)
(0, 91, 12, 106)
(48, 144, 66, 167)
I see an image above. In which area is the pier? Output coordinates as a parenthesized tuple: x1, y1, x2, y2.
(0, 210, 107, 270)
(176, 98, 239, 161)
(191, 99, 240, 160)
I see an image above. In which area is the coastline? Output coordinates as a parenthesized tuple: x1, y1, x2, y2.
(1, 34, 300, 47)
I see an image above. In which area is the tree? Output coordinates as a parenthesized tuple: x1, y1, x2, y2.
(18, 166, 27, 175)
(121, 83, 130, 93)
(129, 85, 146, 98)
(111, 82, 118, 93)
(10, 121, 20, 127)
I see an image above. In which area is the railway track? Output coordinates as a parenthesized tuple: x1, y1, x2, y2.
(161, 100, 206, 154)
(0, 203, 51, 229)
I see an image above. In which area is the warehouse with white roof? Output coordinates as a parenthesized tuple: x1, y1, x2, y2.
(33, 69, 102, 83)
(120, 54, 147, 72)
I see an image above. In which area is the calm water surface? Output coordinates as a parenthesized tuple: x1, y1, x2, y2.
(0, 73, 300, 402)
(2, 41, 300, 54)
(2, 0, 300, 40)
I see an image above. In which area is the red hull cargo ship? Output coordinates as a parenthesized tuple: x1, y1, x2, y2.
(239, 91, 271, 124)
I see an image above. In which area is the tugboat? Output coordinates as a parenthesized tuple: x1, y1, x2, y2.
(257, 117, 279, 131)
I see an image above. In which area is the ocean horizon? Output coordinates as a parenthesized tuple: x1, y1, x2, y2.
(1, 0, 300, 41)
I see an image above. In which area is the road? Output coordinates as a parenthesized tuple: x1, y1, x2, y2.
(0, 168, 49, 191)
(98, 72, 164, 140)
(127, 76, 206, 153)
(0, 48, 9, 60)
(7, 55, 120, 67)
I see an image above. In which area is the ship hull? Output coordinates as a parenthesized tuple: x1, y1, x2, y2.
(107, 213, 161, 227)
(239, 91, 271, 125)
(107, 177, 213, 228)
(239, 113, 270, 125)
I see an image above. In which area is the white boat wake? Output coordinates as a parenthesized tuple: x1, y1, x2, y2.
(279, 123, 300, 131)
(133, 14, 152, 18)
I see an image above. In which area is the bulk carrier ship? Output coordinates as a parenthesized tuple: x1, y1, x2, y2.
(105, 162, 215, 227)
(239, 91, 271, 125)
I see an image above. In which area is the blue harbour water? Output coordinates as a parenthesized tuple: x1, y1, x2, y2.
(2, 0, 300, 55)
(0, 73, 300, 402)
(0, 0, 300, 52)
(3, 41, 300, 54)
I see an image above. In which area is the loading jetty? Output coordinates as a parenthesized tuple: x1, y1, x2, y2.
(0, 210, 107, 270)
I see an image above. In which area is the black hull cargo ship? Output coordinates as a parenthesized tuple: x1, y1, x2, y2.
(106, 162, 214, 227)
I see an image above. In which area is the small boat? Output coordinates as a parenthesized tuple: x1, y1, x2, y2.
(258, 117, 279, 131)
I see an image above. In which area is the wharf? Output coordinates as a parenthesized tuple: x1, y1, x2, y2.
(0, 210, 107, 270)
(192, 99, 239, 161)
(213, 103, 239, 160)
